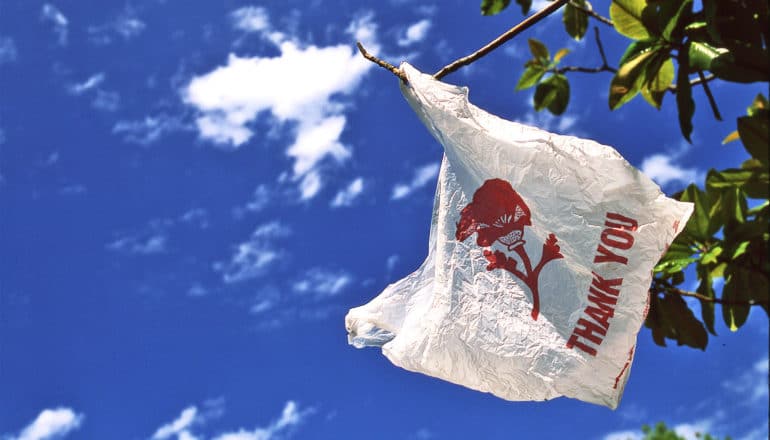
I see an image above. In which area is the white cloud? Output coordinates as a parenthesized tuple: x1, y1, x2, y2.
(183, 12, 377, 199)
(87, 6, 146, 44)
(398, 19, 432, 46)
(211, 401, 310, 440)
(640, 154, 701, 187)
(602, 430, 641, 440)
(152, 401, 310, 440)
(41, 4, 69, 45)
(216, 222, 291, 283)
(292, 268, 352, 298)
(391, 163, 439, 200)
(68, 73, 106, 95)
(0, 36, 18, 64)
(11, 407, 84, 440)
(92, 90, 120, 111)
(331, 177, 364, 207)
(113, 114, 189, 145)
(152, 406, 199, 440)
(722, 356, 769, 404)
(108, 233, 167, 255)
(231, 7, 270, 33)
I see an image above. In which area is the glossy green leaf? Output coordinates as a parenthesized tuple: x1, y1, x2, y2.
(687, 41, 725, 72)
(701, 245, 723, 265)
(707, 167, 770, 199)
(534, 74, 570, 115)
(662, 0, 692, 41)
(527, 38, 549, 62)
(737, 111, 769, 167)
(680, 184, 710, 242)
(610, 0, 651, 40)
(563, 0, 589, 40)
(646, 57, 674, 92)
(481, 0, 511, 15)
(696, 265, 717, 335)
(654, 256, 698, 274)
(609, 47, 656, 109)
(516, 66, 546, 90)
(676, 48, 695, 141)
(711, 48, 770, 83)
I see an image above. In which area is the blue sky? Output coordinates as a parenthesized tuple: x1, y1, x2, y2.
(0, 1, 767, 439)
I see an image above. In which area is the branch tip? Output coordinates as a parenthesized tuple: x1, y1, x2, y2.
(356, 42, 407, 83)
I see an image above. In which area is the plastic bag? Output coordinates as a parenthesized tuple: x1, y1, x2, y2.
(345, 63, 693, 408)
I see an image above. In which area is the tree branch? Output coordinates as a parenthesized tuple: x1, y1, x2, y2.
(652, 278, 767, 306)
(433, 0, 570, 80)
(668, 72, 716, 93)
(356, 42, 407, 83)
(569, 0, 613, 26)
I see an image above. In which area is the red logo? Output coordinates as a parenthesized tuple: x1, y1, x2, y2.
(456, 178, 564, 320)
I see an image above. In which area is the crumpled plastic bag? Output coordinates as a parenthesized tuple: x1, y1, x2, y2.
(345, 63, 693, 409)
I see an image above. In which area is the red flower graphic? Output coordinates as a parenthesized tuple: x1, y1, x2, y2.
(456, 179, 563, 320)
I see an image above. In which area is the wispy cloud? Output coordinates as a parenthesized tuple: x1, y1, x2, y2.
(215, 222, 291, 283)
(183, 10, 377, 199)
(8, 407, 84, 440)
(292, 268, 353, 299)
(230, 6, 270, 33)
(391, 163, 439, 200)
(108, 233, 168, 255)
(41, 4, 69, 46)
(398, 19, 432, 46)
(0, 36, 18, 64)
(722, 355, 769, 404)
(68, 73, 106, 95)
(87, 6, 146, 45)
(151, 400, 310, 440)
(113, 114, 190, 145)
(330, 177, 364, 208)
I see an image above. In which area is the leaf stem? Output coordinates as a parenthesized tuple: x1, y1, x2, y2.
(569, 0, 613, 26)
(652, 278, 767, 306)
(698, 70, 722, 120)
(433, 0, 570, 80)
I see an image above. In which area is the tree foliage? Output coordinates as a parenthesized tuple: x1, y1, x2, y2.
(482, 0, 769, 350)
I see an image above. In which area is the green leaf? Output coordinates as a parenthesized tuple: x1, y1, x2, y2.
(737, 111, 769, 167)
(676, 48, 695, 141)
(661, 0, 692, 41)
(516, 66, 546, 90)
(722, 269, 752, 331)
(701, 245, 723, 265)
(654, 256, 698, 275)
(707, 168, 770, 199)
(515, 0, 532, 15)
(711, 48, 770, 83)
(618, 39, 657, 66)
(646, 57, 674, 92)
(553, 48, 570, 63)
(527, 38, 550, 62)
(646, 293, 708, 349)
(563, 0, 589, 40)
(680, 184, 710, 242)
(747, 94, 768, 116)
(687, 41, 726, 72)
(610, 0, 651, 40)
(534, 74, 570, 115)
(697, 265, 717, 335)
(609, 47, 656, 109)
(481, 0, 511, 15)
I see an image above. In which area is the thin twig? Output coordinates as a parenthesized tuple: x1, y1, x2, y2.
(356, 42, 407, 83)
(569, 0, 613, 26)
(553, 27, 617, 74)
(668, 72, 716, 93)
(594, 27, 610, 69)
(698, 70, 722, 120)
(433, 0, 570, 80)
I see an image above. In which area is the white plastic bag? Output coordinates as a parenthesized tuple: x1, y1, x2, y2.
(345, 63, 693, 409)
